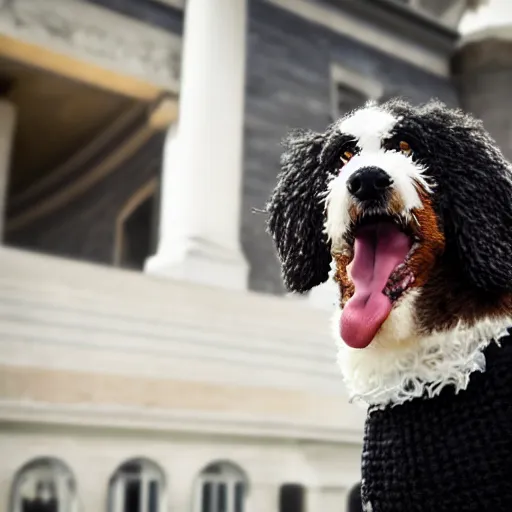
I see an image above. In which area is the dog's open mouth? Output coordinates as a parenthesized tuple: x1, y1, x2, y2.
(340, 213, 420, 349)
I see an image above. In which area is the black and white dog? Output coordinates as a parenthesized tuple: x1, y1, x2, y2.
(267, 100, 512, 511)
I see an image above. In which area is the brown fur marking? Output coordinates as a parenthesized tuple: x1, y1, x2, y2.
(388, 190, 406, 216)
(408, 189, 445, 288)
(333, 253, 355, 308)
(332, 186, 445, 313)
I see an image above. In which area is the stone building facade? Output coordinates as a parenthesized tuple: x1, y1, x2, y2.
(0, 0, 506, 511)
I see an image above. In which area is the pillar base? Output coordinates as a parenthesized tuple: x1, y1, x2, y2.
(145, 237, 249, 291)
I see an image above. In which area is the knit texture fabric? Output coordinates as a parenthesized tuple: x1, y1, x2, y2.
(361, 335, 512, 512)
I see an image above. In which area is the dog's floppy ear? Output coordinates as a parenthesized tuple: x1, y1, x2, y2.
(444, 129, 512, 292)
(266, 129, 332, 293)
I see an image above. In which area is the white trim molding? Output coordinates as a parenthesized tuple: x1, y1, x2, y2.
(331, 64, 384, 102)
(0, 0, 181, 94)
(0, 247, 367, 440)
(459, 24, 512, 45)
(0, 401, 364, 445)
(328, 63, 384, 122)
(389, 0, 468, 28)
(459, 0, 512, 45)
(266, 0, 450, 77)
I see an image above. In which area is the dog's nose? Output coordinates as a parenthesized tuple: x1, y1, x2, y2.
(347, 166, 393, 201)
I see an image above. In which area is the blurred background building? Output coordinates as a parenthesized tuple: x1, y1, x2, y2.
(0, 0, 507, 511)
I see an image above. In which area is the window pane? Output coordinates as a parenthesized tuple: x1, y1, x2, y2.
(279, 484, 304, 512)
(120, 196, 154, 270)
(217, 483, 227, 512)
(22, 487, 59, 512)
(336, 84, 368, 118)
(108, 483, 114, 512)
(348, 483, 363, 512)
(124, 479, 141, 512)
(120, 462, 142, 475)
(148, 480, 159, 512)
(204, 463, 222, 475)
(202, 482, 212, 512)
(234, 482, 245, 512)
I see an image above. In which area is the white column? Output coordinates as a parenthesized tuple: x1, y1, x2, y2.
(145, 0, 249, 290)
(0, 100, 16, 241)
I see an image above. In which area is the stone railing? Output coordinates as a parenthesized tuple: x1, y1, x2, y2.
(0, 247, 366, 443)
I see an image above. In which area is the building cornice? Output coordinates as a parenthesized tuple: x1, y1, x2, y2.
(156, 0, 452, 77)
(0, 0, 181, 97)
(336, 0, 458, 43)
(0, 400, 364, 445)
(458, 25, 512, 46)
(458, 0, 512, 47)
(266, 0, 451, 77)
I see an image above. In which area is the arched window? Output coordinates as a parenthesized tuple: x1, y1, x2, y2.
(195, 461, 248, 512)
(10, 457, 79, 512)
(279, 483, 305, 512)
(347, 482, 363, 512)
(108, 458, 166, 512)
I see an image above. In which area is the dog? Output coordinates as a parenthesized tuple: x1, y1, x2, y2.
(266, 99, 512, 511)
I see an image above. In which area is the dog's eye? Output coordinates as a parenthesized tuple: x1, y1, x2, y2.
(399, 141, 412, 157)
(340, 150, 354, 165)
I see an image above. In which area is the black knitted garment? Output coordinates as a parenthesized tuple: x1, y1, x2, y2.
(361, 336, 512, 512)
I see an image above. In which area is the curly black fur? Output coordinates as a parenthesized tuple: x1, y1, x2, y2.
(266, 125, 359, 293)
(381, 99, 512, 292)
(266, 130, 332, 293)
(267, 99, 512, 295)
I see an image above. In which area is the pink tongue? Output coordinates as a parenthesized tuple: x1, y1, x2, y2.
(340, 223, 412, 349)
